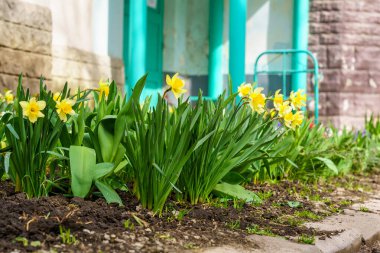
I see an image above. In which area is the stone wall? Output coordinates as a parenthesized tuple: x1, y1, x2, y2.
(0, 0, 124, 94)
(309, 0, 380, 128)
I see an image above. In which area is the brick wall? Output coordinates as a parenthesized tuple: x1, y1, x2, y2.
(0, 0, 124, 94)
(309, 0, 380, 128)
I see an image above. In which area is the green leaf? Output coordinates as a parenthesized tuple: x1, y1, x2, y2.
(92, 162, 114, 179)
(95, 180, 123, 205)
(315, 157, 338, 174)
(114, 160, 128, 173)
(4, 152, 10, 174)
(6, 124, 19, 140)
(213, 182, 262, 203)
(287, 201, 302, 208)
(69, 146, 96, 198)
(97, 119, 115, 162)
(286, 158, 299, 169)
(46, 151, 69, 160)
(222, 171, 246, 185)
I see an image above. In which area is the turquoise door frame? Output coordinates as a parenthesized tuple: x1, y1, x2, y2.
(208, 0, 224, 99)
(143, 0, 164, 104)
(291, 0, 310, 92)
(123, 0, 164, 101)
(229, 0, 247, 93)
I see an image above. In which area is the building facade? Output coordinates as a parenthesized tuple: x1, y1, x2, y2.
(0, 0, 379, 128)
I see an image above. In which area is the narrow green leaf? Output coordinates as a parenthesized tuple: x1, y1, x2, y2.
(92, 162, 114, 179)
(213, 183, 262, 203)
(6, 124, 19, 140)
(95, 180, 123, 205)
(315, 157, 338, 174)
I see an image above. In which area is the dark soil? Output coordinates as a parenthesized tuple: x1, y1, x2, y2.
(0, 170, 379, 253)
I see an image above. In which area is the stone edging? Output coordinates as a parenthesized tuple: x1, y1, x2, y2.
(196, 195, 380, 253)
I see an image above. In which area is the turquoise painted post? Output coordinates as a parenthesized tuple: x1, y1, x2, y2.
(291, 0, 309, 92)
(208, 0, 224, 99)
(126, 0, 147, 93)
(229, 0, 247, 92)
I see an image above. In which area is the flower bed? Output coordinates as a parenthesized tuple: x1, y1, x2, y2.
(0, 74, 380, 251)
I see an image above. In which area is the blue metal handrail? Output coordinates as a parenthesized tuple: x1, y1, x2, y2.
(253, 49, 319, 123)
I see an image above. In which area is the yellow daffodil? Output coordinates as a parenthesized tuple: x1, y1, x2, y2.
(166, 73, 187, 99)
(238, 83, 252, 97)
(19, 98, 46, 123)
(283, 111, 294, 129)
(53, 92, 61, 102)
(289, 89, 307, 110)
(249, 87, 266, 114)
(4, 90, 13, 104)
(0, 140, 6, 149)
(56, 99, 76, 122)
(291, 111, 304, 129)
(98, 79, 110, 99)
(264, 108, 276, 119)
(283, 110, 304, 129)
(273, 89, 283, 109)
(277, 101, 292, 118)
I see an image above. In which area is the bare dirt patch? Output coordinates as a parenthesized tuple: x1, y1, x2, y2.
(0, 170, 379, 252)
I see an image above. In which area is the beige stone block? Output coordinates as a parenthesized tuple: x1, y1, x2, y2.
(0, 47, 52, 78)
(52, 58, 124, 85)
(327, 45, 355, 69)
(0, 0, 51, 31)
(0, 73, 46, 94)
(319, 115, 365, 129)
(324, 92, 380, 118)
(51, 77, 124, 94)
(52, 46, 124, 68)
(0, 20, 51, 55)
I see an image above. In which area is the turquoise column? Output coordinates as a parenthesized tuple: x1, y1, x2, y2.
(291, 0, 309, 92)
(229, 0, 247, 92)
(127, 0, 147, 92)
(208, 0, 224, 99)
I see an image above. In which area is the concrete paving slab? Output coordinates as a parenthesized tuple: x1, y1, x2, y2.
(308, 209, 380, 244)
(351, 198, 380, 214)
(196, 196, 380, 253)
(315, 229, 362, 253)
(247, 235, 322, 253)
(197, 236, 321, 253)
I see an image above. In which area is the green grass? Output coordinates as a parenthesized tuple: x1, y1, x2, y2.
(359, 206, 370, 212)
(246, 225, 275, 236)
(226, 220, 241, 230)
(277, 215, 304, 227)
(256, 191, 273, 201)
(123, 219, 135, 230)
(338, 199, 353, 206)
(59, 225, 77, 245)
(294, 210, 322, 221)
(298, 234, 315, 244)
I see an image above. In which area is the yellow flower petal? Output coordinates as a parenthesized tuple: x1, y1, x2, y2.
(37, 101, 46, 110)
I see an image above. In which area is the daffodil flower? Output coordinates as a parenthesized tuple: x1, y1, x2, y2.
(283, 111, 294, 129)
(166, 73, 187, 99)
(238, 83, 252, 98)
(273, 89, 283, 109)
(249, 87, 266, 114)
(277, 101, 292, 118)
(53, 92, 61, 102)
(98, 79, 110, 99)
(56, 99, 76, 122)
(19, 98, 46, 123)
(4, 90, 14, 104)
(283, 110, 304, 129)
(289, 89, 306, 110)
(291, 111, 304, 129)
